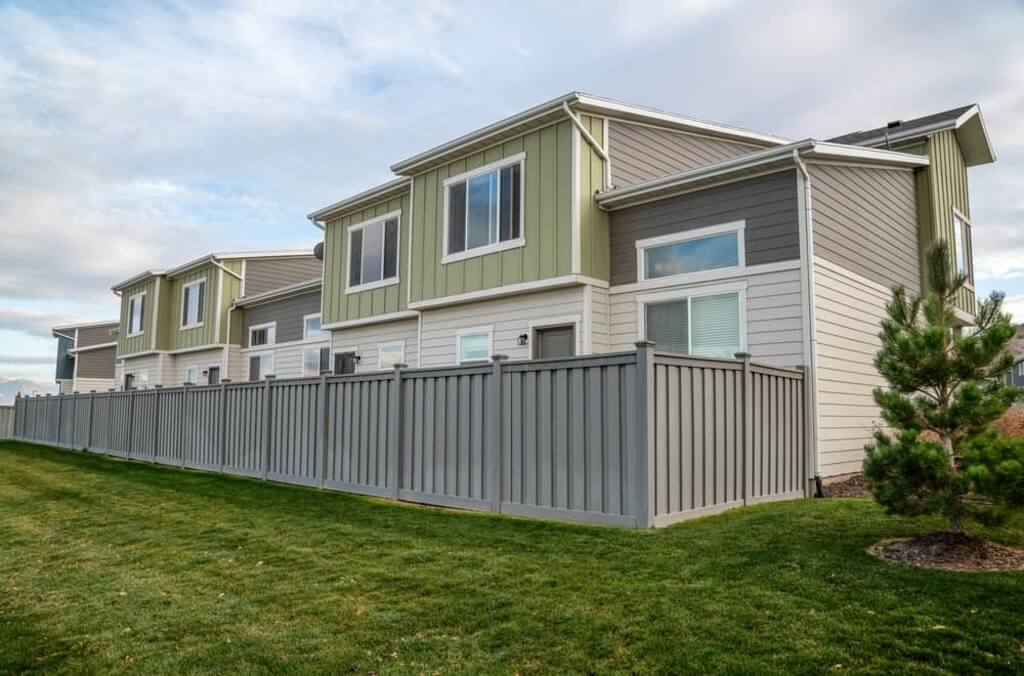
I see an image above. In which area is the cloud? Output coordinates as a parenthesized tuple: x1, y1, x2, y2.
(0, 354, 53, 365)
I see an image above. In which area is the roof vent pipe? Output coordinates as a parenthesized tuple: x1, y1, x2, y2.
(563, 101, 612, 190)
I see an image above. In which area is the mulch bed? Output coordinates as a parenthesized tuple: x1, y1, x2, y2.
(868, 532, 1024, 572)
(824, 474, 870, 498)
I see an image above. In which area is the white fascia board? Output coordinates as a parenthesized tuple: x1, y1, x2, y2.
(306, 177, 410, 223)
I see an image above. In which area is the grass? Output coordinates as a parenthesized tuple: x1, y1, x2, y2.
(1, 442, 1023, 674)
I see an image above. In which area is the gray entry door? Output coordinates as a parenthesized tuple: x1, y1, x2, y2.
(535, 325, 575, 359)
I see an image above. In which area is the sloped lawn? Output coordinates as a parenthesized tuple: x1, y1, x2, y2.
(1, 441, 1022, 674)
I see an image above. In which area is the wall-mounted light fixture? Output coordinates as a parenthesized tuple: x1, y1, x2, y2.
(517, 333, 529, 346)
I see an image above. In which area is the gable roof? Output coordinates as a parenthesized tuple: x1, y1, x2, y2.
(828, 104, 995, 166)
(112, 250, 315, 290)
(232, 277, 321, 309)
(389, 92, 789, 176)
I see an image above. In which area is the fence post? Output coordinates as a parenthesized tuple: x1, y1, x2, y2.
(152, 386, 162, 463)
(218, 379, 230, 473)
(126, 387, 136, 458)
(43, 394, 50, 445)
(736, 352, 753, 505)
(633, 341, 655, 529)
(181, 384, 190, 468)
(107, 389, 115, 456)
(11, 393, 18, 440)
(317, 374, 329, 489)
(86, 392, 95, 451)
(388, 364, 407, 498)
(57, 393, 64, 447)
(487, 355, 508, 514)
(262, 376, 275, 480)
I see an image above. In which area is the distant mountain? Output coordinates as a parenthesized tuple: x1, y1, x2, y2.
(0, 377, 57, 405)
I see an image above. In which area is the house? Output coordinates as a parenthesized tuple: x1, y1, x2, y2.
(51, 320, 119, 393)
(111, 250, 322, 388)
(1004, 324, 1024, 387)
(308, 92, 994, 481)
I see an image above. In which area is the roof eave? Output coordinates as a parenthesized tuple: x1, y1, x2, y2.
(111, 270, 164, 292)
(306, 177, 411, 224)
(234, 278, 322, 308)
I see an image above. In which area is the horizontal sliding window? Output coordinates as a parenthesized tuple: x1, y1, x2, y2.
(457, 330, 491, 364)
(638, 222, 743, 282)
(446, 157, 522, 260)
(249, 323, 275, 347)
(348, 214, 400, 291)
(644, 291, 742, 359)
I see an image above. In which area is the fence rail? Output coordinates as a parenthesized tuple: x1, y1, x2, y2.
(10, 345, 808, 528)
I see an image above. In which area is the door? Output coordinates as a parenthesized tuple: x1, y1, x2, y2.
(534, 325, 575, 359)
(334, 352, 358, 375)
(207, 366, 220, 385)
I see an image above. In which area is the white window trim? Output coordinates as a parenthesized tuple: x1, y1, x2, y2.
(127, 291, 147, 337)
(442, 152, 526, 265)
(636, 280, 748, 356)
(302, 345, 331, 377)
(377, 340, 406, 370)
(184, 365, 200, 385)
(180, 279, 206, 330)
(248, 321, 277, 348)
(455, 326, 494, 364)
(345, 210, 402, 295)
(952, 208, 974, 290)
(528, 315, 583, 358)
(249, 351, 275, 380)
(302, 312, 328, 341)
(636, 220, 746, 286)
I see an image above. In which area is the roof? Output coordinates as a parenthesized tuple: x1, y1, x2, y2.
(828, 104, 995, 166)
(51, 319, 119, 332)
(306, 177, 410, 224)
(389, 91, 789, 176)
(232, 277, 321, 309)
(112, 249, 315, 290)
(596, 140, 929, 210)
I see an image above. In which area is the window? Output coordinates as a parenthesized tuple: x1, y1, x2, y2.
(181, 280, 205, 328)
(249, 323, 276, 347)
(1018, 362, 1024, 378)
(303, 314, 328, 341)
(378, 342, 405, 370)
(641, 288, 744, 359)
(127, 292, 146, 336)
(184, 366, 200, 384)
(457, 329, 492, 363)
(347, 213, 400, 292)
(249, 353, 274, 381)
(638, 222, 743, 282)
(953, 211, 973, 284)
(444, 154, 523, 262)
(206, 366, 220, 385)
(303, 347, 331, 377)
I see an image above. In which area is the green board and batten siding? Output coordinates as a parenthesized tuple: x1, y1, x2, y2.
(116, 277, 157, 357)
(409, 119, 576, 304)
(322, 191, 412, 325)
(578, 114, 610, 281)
(166, 265, 219, 350)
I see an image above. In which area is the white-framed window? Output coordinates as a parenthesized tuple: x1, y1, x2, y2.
(1018, 362, 1024, 378)
(953, 210, 973, 285)
(637, 282, 746, 359)
(378, 341, 405, 370)
(180, 279, 205, 329)
(249, 352, 274, 381)
(456, 327, 493, 364)
(249, 322, 276, 347)
(347, 211, 401, 293)
(127, 292, 146, 336)
(443, 153, 524, 264)
(637, 221, 745, 284)
(303, 313, 328, 341)
(302, 346, 331, 377)
(184, 366, 200, 384)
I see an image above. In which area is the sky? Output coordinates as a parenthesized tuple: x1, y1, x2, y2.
(1, 0, 1022, 386)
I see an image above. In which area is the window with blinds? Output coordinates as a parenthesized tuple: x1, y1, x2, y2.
(644, 291, 741, 359)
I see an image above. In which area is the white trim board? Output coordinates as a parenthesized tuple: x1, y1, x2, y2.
(407, 274, 608, 310)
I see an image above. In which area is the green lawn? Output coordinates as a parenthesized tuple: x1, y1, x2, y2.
(1, 442, 1022, 674)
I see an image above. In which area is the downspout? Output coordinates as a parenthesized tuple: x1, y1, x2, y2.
(210, 257, 242, 281)
(563, 101, 612, 189)
(793, 148, 825, 498)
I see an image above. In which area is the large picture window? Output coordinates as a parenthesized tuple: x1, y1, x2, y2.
(127, 292, 146, 336)
(637, 222, 744, 283)
(641, 287, 744, 359)
(444, 154, 523, 262)
(347, 213, 400, 293)
(181, 279, 205, 329)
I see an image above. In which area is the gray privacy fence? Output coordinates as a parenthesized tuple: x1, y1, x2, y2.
(11, 344, 808, 528)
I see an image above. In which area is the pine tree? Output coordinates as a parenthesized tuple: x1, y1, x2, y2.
(863, 241, 1024, 533)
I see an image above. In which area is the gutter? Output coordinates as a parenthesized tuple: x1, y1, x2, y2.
(563, 101, 612, 189)
(792, 148, 824, 497)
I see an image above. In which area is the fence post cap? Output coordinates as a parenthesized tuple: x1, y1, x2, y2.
(491, 354, 509, 362)
(264, 374, 277, 380)
(634, 340, 655, 349)
(734, 351, 752, 360)
(220, 379, 231, 384)
(154, 384, 163, 389)
(392, 363, 408, 370)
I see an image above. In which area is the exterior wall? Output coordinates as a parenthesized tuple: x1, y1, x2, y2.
(608, 171, 800, 285)
(243, 290, 322, 347)
(171, 348, 226, 385)
(242, 339, 330, 381)
(117, 277, 158, 356)
(76, 324, 117, 347)
(608, 119, 765, 186)
(812, 258, 890, 477)
(418, 286, 587, 366)
(321, 189, 412, 326)
(409, 120, 575, 304)
(608, 266, 806, 367)
(77, 346, 116, 379)
(589, 285, 610, 353)
(243, 256, 321, 297)
(73, 377, 115, 393)
(578, 114, 610, 281)
(810, 163, 920, 294)
(166, 265, 220, 350)
(58, 381, 74, 394)
(115, 353, 163, 389)
(330, 319, 419, 373)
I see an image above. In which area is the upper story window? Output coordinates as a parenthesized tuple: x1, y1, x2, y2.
(127, 292, 146, 336)
(303, 313, 328, 341)
(638, 222, 744, 283)
(249, 322, 276, 347)
(444, 153, 524, 263)
(953, 210, 973, 285)
(347, 212, 400, 293)
(181, 279, 205, 329)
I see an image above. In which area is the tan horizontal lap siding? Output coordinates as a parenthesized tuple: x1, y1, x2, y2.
(330, 319, 419, 373)
(76, 323, 117, 347)
(117, 278, 157, 356)
(410, 120, 574, 304)
(322, 193, 410, 325)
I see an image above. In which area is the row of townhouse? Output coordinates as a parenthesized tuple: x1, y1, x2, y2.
(57, 92, 995, 479)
